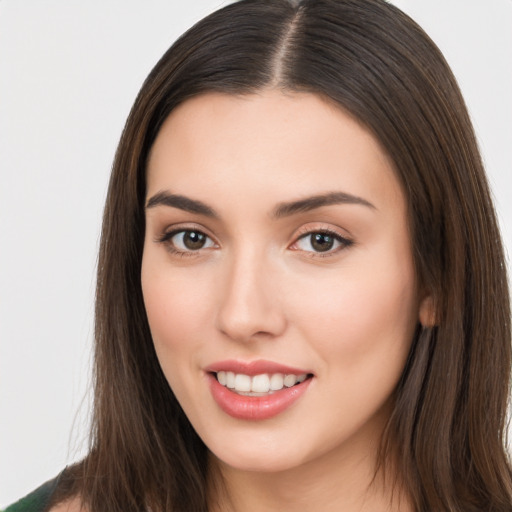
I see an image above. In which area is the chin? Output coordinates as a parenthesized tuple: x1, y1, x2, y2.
(212, 447, 307, 474)
(204, 428, 320, 474)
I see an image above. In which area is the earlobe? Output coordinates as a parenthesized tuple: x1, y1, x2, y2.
(419, 294, 436, 327)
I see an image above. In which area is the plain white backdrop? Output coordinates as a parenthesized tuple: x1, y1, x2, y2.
(1, 0, 511, 506)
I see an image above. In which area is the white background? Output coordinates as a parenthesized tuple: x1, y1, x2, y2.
(1, 0, 511, 506)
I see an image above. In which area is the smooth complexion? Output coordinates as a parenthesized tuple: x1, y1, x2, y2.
(141, 90, 432, 511)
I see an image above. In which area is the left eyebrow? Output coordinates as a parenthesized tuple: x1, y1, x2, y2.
(272, 192, 376, 218)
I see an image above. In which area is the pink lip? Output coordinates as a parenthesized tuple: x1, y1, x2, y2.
(205, 360, 313, 421)
(205, 359, 311, 376)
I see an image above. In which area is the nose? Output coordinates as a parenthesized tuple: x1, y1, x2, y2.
(215, 250, 287, 343)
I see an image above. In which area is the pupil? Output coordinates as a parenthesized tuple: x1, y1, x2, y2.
(184, 231, 206, 250)
(311, 233, 334, 252)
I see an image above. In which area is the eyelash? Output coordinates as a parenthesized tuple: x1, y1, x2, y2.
(156, 226, 354, 258)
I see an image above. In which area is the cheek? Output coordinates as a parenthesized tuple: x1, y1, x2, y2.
(289, 255, 418, 383)
(141, 259, 214, 374)
(141, 262, 221, 419)
(143, 274, 197, 342)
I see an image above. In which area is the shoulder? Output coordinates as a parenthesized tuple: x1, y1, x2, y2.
(3, 476, 59, 512)
(3, 472, 86, 512)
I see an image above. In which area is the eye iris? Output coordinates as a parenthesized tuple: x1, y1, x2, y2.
(311, 233, 334, 252)
(183, 231, 206, 250)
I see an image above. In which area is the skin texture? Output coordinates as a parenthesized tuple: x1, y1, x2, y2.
(50, 499, 84, 512)
(141, 90, 432, 511)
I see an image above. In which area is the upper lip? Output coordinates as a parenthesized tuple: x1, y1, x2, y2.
(205, 359, 312, 376)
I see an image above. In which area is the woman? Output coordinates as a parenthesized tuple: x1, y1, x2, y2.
(6, 0, 511, 510)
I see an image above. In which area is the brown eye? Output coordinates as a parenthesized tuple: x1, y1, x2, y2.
(294, 231, 352, 254)
(182, 231, 207, 250)
(163, 230, 216, 252)
(310, 233, 335, 252)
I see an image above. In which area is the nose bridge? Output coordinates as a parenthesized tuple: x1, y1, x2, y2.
(216, 243, 285, 342)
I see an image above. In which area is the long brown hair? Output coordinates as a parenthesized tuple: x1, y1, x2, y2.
(52, 0, 512, 510)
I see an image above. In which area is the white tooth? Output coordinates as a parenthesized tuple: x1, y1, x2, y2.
(269, 373, 285, 391)
(234, 373, 251, 392)
(226, 371, 235, 388)
(217, 371, 227, 386)
(297, 374, 307, 383)
(251, 374, 270, 393)
(284, 374, 297, 387)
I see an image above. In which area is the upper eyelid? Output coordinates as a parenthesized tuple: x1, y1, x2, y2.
(293, 223, 353, 241)
(156, 223, 216, 241)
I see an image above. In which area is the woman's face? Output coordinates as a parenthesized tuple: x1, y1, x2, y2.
(142, 90, 431, 474)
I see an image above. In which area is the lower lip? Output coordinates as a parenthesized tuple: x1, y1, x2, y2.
(207, 373, 312, 421)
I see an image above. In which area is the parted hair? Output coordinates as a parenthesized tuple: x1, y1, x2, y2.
(52, 1, 512, 510)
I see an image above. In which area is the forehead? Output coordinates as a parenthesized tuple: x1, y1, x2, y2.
(146, 90, 403, 215)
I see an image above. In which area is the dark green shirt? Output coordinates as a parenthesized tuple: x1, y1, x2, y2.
(3, 476, 60, 512)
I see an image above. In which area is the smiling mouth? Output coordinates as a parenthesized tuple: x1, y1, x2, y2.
(213, 371, 313, 396)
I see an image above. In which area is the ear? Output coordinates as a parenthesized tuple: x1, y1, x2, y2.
(419, 294, 436, 327)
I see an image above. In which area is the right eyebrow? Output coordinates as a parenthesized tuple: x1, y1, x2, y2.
(145, 191, 219, 218)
